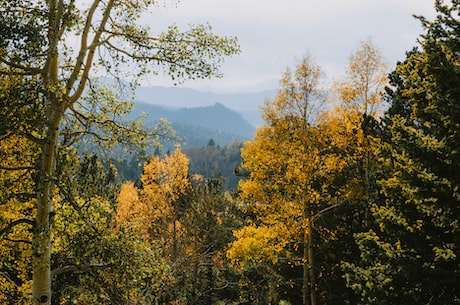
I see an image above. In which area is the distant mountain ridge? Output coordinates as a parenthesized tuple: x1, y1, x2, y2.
(130, 101, 256, 147)
(135, 85, 277, 127)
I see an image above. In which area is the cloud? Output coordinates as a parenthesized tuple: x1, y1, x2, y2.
(142, 0, 436, 91)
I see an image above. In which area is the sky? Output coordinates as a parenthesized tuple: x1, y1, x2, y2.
(141, 0, 437, 92)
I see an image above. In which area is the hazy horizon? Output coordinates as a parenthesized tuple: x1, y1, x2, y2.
(139, 0, 436, 92)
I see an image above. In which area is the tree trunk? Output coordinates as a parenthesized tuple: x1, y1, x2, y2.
(307, 218, 317, 305)
(32, 104, 62, 305)
(303, 215, 316, 305)
(302, 225, 309, 305)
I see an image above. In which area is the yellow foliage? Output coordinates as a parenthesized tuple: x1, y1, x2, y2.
(227, 224, 290, 268)
(142, 148, 190, 203)
(0, 136, 37, 304)
(333, 39, 388, 118)
(115, 182, 147, 235)
(116, 147, 192, 248)
(233, 48, 383, 275)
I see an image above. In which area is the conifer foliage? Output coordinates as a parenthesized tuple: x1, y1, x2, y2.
(343, 1, 460, 303)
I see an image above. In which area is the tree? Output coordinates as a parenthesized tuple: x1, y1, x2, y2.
(141, 147, 191, 256)
(228, 43, 389, 304)
(343, 1, 460, 303)
(179, 176, 242, 304)
(116, 149, 243, 304)
(0, 0, 239, 303)
(328, 40, 390, 303)
(332, 39, 388, 209)
(334, 39, 388, 117)
(51, 152, 175, 305)
(228, 55, 329, 305)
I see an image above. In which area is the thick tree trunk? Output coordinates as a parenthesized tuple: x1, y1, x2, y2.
(32, 106, 62, 305)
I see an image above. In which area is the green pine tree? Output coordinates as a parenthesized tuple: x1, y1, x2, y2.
(343, 1, 460, 304)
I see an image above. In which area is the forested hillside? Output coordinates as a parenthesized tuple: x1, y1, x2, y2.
(130, 102, 255, 147)
(114, 140, 244, 190)
(1, 1, 459, 305)
(183, 140, 244, 190)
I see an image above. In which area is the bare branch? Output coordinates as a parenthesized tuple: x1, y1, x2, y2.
(3, 237, 32, 244)
(312, 203, 339, 221)
(20, 132, 46, 145)
(0, 271, 19, 288)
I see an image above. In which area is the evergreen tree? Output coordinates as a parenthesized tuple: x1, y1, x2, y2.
(343, 1, 460, 303)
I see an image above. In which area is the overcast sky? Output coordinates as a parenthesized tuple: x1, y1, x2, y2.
(142, 0, 437, 92)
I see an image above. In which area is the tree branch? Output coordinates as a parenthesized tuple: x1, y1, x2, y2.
(69, 0, 114, 105)
(0, 56, 43, 75)
(0, 165, 35, 171)
(1, 192, 37, 206)
(51, 262, 111, 278)
(64, 0, 101, 101)
(57, 177, 102, 236)
(312, 203, 339, 221)
(0, 271, 19, 288)
(104, 40, 167, 63)
(0, 219, 35, 237)
(3, 237, 32, 244)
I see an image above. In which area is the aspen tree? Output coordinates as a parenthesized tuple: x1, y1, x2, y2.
(0, 1, 239, 303)
(230, 55, 326, 305)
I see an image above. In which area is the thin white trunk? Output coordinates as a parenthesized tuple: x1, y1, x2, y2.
(32, 106, 61, 305)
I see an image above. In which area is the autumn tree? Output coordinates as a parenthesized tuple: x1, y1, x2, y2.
(0, 135, 37, 304)
(228, 42, 389, 304)
(0, 0, 239, 303)
(332, 38, 388, 208)
(116, 149, 242, 304)
(51, 152, 174, 304)
(325, 40, 390, 302)
(142, 147, 190, 254)
(334, 39, 388, 117)
(228, 55, 331, 305)
(343, 1, 460, 303)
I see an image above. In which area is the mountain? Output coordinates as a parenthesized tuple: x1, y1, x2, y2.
(135, 85, 277, 127)
(130, 101, 256, 147)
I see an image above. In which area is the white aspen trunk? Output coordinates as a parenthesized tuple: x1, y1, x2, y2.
(32, 106, 61, 305)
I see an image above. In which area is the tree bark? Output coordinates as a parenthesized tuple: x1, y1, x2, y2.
(307, 218, 317, 305)
(32, 106, 62, 305)
(302, 214, 316, 305)
(302, 224, 309, 305)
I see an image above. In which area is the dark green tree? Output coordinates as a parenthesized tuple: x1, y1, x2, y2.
(343, 1, 460, 303)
